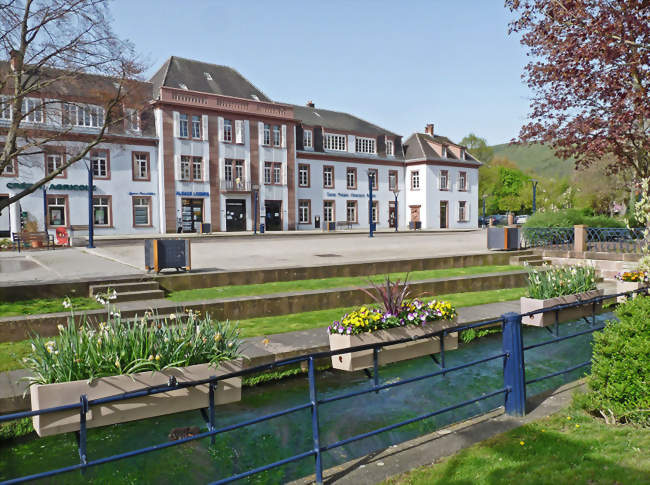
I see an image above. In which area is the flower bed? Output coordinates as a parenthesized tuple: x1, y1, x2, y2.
(327, 300, 458, 371)
(615, 270, 649, 303)
(25, 307, 242, 436)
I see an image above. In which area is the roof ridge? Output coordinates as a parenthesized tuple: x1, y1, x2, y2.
(290, 103, 400, 137)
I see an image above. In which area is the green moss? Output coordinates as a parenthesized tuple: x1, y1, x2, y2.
(0, 418, 34, 442)
(0, 296, 102, 318)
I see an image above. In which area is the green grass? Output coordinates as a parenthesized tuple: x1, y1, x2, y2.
(0, 297, 102, 318)
(0, 288, 527, 372)
(168, 265, 525, 302)
(384, 408, 650, 485)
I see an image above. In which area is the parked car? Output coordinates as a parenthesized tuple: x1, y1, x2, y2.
(515, 214, 530, 225)
(488, 215, 508, 226)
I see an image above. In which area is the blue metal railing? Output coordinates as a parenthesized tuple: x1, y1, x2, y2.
(520, 227, 574, 251)
(0, 287, 643, 484)
(586, 227, 647, 253)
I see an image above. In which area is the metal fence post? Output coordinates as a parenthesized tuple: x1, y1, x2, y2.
(502, 312, 526, 416)
(308, 357, 323, 485)
(79, 394, 88, 465)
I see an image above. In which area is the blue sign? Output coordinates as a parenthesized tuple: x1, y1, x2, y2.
(325, 191, 368, 199)
(176, 191, 209, 197)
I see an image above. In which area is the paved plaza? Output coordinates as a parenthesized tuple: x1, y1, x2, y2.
(1, 230, 487, 284)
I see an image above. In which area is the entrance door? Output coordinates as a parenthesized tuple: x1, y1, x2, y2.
(0, 196, 9, 237)
(226, 199, 246, 231)
(264, 200, 282, 231)
(388, 201, 397, 228)
(181, 198, 203, 233)
(440, 201, 448, 229)
(410, 206, 420, 223)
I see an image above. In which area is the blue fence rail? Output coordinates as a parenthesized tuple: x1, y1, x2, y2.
(0, 288, 644, 485)
(586, 227, 647, 254)
(520, 227, 574, 251)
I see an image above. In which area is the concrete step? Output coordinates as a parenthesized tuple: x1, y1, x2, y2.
(510, 254, 542, 264)
(524, 259, 546, 267)
(110, 289, 166, 303)
(89, 281, 160, 297)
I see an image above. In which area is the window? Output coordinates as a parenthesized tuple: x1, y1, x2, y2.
(298, 164, 310, 187)
(323, 166, 334, 188)
(440, 170, 449, 190)
(371, 200, 378, 223)
(298, 200, 311, 224)
(235, 120, 243, 143)
(459, 171, 467, 191)
(235, 160, 244, 181)
(192, 157, 203, 181)
(355, 137, 376, 154)
(64, 103, 103, 128)
(264, 162, 272, 185)
(133, 197, 151, 226)
(368, 169, 378, 190)
(263, 124, 271, 145)
(346, 200, 357, 223)
(346, 167, 357, 189)
(180, 156, 191, 181)
(224, 160, 244, 184)
(458, 201, 468, 222)
(442, 146, 447, 158)
(0, 96, 11, 120)
(264, 162, 282, 185)
(179, 113, 188, 137)
(46, 151, 65, 178)
(91, 150, 109, 179)
(223, 119, 232, 142)
(273, 125, 281, 146)
(303, 129, 312, 149)
(192, 115, 201, 138)
(93, 196, 111, 226)
(386, 139, 394, 156)
(125, 108, 140, 131)
(1, 158, 17, 176)
(323, 201, 334, 223)
(273, 163, 281, 184)
(132, 152, 150, 181)
(22, 98, 43, 123)
(389, 170, 398, 191)
(324, 133, 346, 151)
(411, 170, 420, 190)
(47, 196, 67, 226)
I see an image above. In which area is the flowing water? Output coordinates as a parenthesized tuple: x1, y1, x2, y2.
(0, 315, 610, 484)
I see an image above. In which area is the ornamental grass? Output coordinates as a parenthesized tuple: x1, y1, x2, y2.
(525, 264, 597, 300)
(23, 309, 241, 386)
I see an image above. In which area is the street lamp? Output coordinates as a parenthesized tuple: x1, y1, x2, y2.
(392, 188, 400, 232)
(368, 171, 375, 238)
(252, 184, 260, 235)
(83, 159, 95, 249)
(531, 179, 539, 213)
(482, 194, 488, 228)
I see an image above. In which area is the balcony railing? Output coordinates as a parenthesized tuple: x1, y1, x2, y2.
(221, 178, 252, 192)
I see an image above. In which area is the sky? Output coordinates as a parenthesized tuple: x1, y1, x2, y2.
(111, 0, 531, 146)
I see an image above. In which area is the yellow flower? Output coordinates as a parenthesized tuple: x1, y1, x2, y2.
(148, 355, 154, 361)
(155, 354, 161, 361)
(575, 424, 580, 428)
(214, 333, 222, 342)
(566, 416, 572, 420)
(519, 441, 525, 446)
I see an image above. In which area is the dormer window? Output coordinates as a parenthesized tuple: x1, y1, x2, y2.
(251, 94, 260, 101)
(179, 83, 188, 90)
(303, 129, 313, 149)
(204, 72, 213, 81)
(324, 133, 346, 151)
(355, 137, 376, 154)
(22, 98, 44, 123)
(442, 146, 447, 158)
(125, 108, 140, 131)
(386, 139, 394, 156)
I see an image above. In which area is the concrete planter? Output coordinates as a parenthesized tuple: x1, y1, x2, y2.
(520, 289, 603, 327)
(329, 320, 458, 372)
(616, 280, 648, 303)
(30, 359, 242, 437)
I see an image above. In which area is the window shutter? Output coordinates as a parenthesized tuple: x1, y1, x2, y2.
(296, 125, 304, 150)
(235, 120, 243, 143)
(173, 112, 180, 137)
(456, 202, 460, 222)
(347, 135, 355, 153)
(281, 125, 287, 148)
(466, 201, 470, 221)
(217, 117, 224, 142)
(258, 122, 264, 144)
(202, 115, 209, 141)
(174, 155, 181, 180)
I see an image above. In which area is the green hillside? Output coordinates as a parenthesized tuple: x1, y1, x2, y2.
(491, 142, 574, 179)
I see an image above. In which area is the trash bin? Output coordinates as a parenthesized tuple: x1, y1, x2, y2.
(260, 223, 265, 234)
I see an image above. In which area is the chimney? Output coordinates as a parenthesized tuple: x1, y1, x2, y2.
(9, 50, 21, 72)
(424, 123, 434, 136)
(306, 100, 315, 108)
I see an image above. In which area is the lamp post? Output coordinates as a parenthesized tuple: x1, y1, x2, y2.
(252, 184, 260, 235)
(84, 159, 95, 249)
(392, 188, 400, 232)
(531, 179, 539, 213)
(368, 172, 375, 238)
(482, 194, 488, 228)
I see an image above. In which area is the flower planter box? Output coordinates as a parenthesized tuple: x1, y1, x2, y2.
(616, 280, 648, 303)
(30, 359, 242, 437)
(329, 320, 458, 372)
(520, 289, 604, 327)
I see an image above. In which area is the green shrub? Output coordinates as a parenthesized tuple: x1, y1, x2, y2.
(579, 296, 650, 426)
(524, 208, 625, 228)
(526, 265, 597, 299)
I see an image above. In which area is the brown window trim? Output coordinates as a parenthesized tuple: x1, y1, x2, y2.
(458, 171, 468, 191)
(346, 199, 358, 224)
(92, 194, 114, 228)
(132, 195, 153, 228)
(298, 163, 311, 188)
(272, 125, 282, 147)
(262, 123, 271, 146)
(410, 170, 420, 190)
(388, 169, 398, 191)
(368, 168, 378, 190)
(132, 151, 151, 182)
(44, 147, 67, 179)
(323, 165, 335, 189)
(323, 199, 335, 223)
(178, 112, 202, 140)
(223, 118, 233, 143)
(298, 199, 312, 224)
(90, 148, 111, 180)
(264, 161, 283, 185)
(0, 158, 18, 177)
(346, 167, 357, 190)
(179, 155, 204, 182)
(439, 170, 449, 191)
(47, 193, 70, 228)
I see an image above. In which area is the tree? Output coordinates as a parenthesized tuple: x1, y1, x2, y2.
(460, 133, 494, 163)
(479, 156, 533, 214)
(0, 0, 146, 212)
(506, 1, 650, 184)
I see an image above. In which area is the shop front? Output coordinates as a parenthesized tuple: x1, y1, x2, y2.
(181, 198, 204, 233)
(225, 199, 246, 232)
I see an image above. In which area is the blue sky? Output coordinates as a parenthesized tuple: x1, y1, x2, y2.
(111, 0, 530, 146)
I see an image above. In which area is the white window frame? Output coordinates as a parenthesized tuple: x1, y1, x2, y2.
(235, 120, 243, 143)
(346, 200, 357, 223)
(47, 196, 66, 226)
(371, 201, 378, 223)
(1, 96, 12, 121)
(223, 119, 233, 142)
(180, 155, 191, 181)
(459, 171, 467, 191)
(323, 201, 334, 223)
(411, 170, 420, 190)
(125, 108, 140, 131)
(303, 129, 312, 149)
(263, 124, 271, 145)
(355, 137, 376, 154)
(324, 133, 346, 151)
(133, 197, 151, 226)
(63, 103, 103, 128)
(458, 201, 468, 222)
(192, 157, 203, 181)
(273, 163, 281, 184)
(22, 98, 44, 123)
(93, 196, 111, 226)
(264, 162, 272, 185)
(298, 164, 309, 187)
(2, 159, 16, 175)
(46, 153, 64, 175)
(191, 115, 201, 138)
(323, 166, 334, 188)
(134, 153, 149, 180)
(91, 152, 108, 178)
(298, 200, 310, 224)
(386, 139, 394, 156)
(440, 170, 449, 190)
(346, 167, 356, 189)
(273, 125, 281, 146)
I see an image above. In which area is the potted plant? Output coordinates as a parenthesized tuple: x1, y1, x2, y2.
(25, 298, 242, 437)
(615, 270, 649, 302)
(520, 265, 603, 327)
(327, 276, 458, 371)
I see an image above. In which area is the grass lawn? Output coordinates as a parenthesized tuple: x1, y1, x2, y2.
(384, 408, 650, 485)
(0, 297, 102, 318)
(0, 287, 527, 372)
(168, 265, 525, 302)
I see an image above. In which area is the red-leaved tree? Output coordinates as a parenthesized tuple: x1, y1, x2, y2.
(506, 0, 650, 185)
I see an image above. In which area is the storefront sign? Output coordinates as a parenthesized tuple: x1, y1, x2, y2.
(176, 191, 209, 197)
(129, 192, 156, 196)
(326, 191, 368, 198)
(7, 182, 97, 191)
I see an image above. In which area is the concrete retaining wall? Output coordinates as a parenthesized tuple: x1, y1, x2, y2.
(536, 249, 640, 280)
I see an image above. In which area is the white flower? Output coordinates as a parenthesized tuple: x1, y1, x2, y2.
(57, 324, 65, 332)
(110, 290, 118, 300)
(169, 313, 176, 320)
(62, 298, 71, 309)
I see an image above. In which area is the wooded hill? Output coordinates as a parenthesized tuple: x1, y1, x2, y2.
(490, 143, 574, 179)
